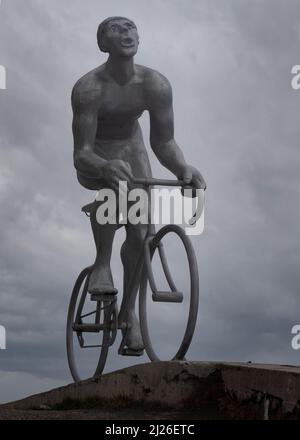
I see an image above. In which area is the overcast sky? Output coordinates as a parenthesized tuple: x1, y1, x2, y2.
(0, 0, 300, 403)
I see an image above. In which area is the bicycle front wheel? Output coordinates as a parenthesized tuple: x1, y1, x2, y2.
(139, 225, 199, 362)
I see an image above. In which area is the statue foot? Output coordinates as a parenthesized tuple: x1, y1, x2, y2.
(121, 312, 145, 353)
(88, 266, 118, 295)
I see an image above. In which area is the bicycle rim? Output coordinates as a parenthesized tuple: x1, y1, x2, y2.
(139, 225, 199, 362)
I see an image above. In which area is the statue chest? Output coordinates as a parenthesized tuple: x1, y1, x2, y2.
(98, 82, 146, 124)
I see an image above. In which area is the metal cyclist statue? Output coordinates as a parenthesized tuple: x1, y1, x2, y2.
(71, 17, 206, 357)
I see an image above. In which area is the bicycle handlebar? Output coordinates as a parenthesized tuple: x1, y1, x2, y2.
(133, 178, 186, 187)
(132, 178, 205, 226)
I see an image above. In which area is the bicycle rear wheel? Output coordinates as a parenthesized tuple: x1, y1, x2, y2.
(66, 267, 118, 382)
(139, 225, 199, 362)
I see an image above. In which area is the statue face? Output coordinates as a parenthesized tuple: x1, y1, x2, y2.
(103, 18, 139, 57)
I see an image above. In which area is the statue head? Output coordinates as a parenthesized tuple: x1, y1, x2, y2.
(97, 17, 140, 57)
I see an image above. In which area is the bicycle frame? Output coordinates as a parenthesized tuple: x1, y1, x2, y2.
(67, 177, 203, 379)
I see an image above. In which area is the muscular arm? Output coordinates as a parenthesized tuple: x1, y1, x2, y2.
(146, 71, 206, 190)
(72, 81, 107, 178)
(72, 78, 133, 191)
(146, 72, 188, 180)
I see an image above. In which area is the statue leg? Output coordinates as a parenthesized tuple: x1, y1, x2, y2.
(119, 224, 148, 351)
(88, 209, 119, 295)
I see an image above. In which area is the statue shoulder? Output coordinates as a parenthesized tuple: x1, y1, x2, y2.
(142, 67, 173, 107)
(72, 66, 105, 109)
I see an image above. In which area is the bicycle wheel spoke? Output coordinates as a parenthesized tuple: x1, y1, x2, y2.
(80, 310, 97, 319)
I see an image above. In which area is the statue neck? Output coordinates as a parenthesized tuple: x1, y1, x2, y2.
(106, 55, 135, 85)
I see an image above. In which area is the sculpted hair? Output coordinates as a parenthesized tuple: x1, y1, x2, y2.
(97, 16, 137, 52)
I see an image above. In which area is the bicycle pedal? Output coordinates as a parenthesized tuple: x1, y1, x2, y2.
(152, 291, 184, 303)
(90, 293, 118, 302)
(119, 347, 145, 357)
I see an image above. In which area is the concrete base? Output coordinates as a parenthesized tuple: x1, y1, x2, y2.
(2, 362, 300, 420)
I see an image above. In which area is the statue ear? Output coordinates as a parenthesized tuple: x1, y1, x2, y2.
(99, 34, 110, 53)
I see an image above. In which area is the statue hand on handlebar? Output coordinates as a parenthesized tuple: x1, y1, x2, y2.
(178, 165, 207, 197)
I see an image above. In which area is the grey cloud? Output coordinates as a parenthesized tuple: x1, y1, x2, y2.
(1, 0, 300, 402)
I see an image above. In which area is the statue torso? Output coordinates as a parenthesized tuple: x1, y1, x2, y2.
(96, 76, 145, 141)
(81, 64, 152, 177)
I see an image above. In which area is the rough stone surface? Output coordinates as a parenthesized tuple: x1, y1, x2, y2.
(1, 362, 300, 420)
